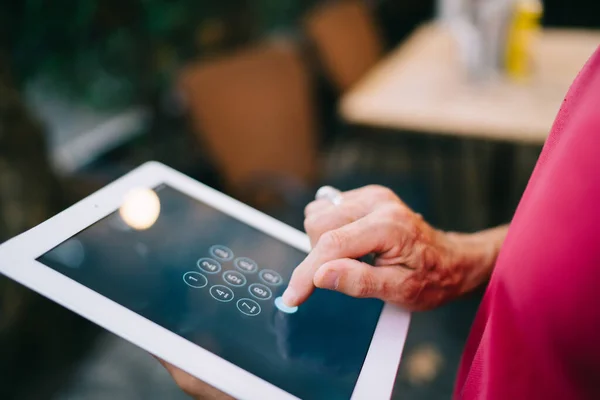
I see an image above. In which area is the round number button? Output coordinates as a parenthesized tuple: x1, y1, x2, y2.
(197, 258, 221, 274)
(234, 257, 258, 274)
(223, 270, 247, 287)
(236, 298, 261, 316)
(248, 283, 272, 300)
(183, 272, 207, 288)
(210, 245, 234, 261)
(259, 269, 283, 286)
(210, 285, 234, 302)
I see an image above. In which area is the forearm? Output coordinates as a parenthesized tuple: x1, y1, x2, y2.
(446, 225, 509, 294)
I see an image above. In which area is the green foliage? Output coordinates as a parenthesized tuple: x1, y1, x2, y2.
(1, 0, 312, 110)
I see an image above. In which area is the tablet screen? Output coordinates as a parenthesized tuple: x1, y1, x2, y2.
(38, 184, 384, 399)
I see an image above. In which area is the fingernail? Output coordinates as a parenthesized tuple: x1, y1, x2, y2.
(282, 288, 298, 307)
(319, 270, 339, 290)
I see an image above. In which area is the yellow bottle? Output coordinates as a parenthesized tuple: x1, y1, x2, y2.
(505, 0, 543, 80)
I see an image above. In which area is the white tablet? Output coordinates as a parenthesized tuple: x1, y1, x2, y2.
(0, 162, 410, 400)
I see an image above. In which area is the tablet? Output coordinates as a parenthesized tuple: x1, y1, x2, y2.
(0, 162, 410, 400)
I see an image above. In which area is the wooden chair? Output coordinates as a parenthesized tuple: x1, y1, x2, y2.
(303, 0, 384, 93)
(178, 39, 319, 210)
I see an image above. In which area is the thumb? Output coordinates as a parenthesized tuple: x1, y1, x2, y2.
(313, 259, 410, 299)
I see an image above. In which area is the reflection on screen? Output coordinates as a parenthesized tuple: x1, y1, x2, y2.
(38, 185, 384, 399)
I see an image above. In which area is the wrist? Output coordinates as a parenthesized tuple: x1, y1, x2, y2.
(443, 226, 508, 294)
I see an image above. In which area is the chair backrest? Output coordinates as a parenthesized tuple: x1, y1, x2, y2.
(303, 0, 384, 92)
(178, 40, 318, 207)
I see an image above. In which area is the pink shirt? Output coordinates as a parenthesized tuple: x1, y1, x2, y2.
(455, 47, 600, 399)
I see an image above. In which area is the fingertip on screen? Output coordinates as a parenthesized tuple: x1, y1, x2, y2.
(275, 296, 298, 314)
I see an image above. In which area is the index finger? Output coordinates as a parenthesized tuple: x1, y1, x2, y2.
(282, 215, 386, 307)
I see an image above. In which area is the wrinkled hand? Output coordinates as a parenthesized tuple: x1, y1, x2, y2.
(157, 358, 233, 400)
(283, 185, 498, 311)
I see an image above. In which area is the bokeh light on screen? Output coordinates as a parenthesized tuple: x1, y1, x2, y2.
(119, 188, 161, 230)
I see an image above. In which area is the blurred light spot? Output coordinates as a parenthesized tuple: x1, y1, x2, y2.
(135, 242, 149, 257)
(47, 238, 85, 269)
(110, 214, 132, 231)
(405, 344, 444, 386)
(119, 188, 161, 230)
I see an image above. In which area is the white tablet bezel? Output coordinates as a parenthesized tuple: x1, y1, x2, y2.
(0, 161, 410, 400)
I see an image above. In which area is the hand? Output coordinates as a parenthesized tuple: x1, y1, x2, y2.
(156, 358, 234, 400)
(283, 185, 505, 311)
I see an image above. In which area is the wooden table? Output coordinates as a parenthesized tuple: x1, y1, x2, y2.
(340, 23, 600, 144)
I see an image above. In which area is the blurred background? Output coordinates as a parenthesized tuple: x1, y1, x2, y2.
(0, 0, 598, 398)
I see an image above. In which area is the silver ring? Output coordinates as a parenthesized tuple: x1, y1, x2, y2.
(315, 185, 343, 206)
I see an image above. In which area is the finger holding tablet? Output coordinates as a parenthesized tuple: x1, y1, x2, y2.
(156, 357, 233, 400)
